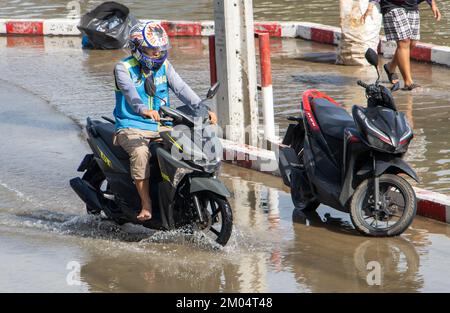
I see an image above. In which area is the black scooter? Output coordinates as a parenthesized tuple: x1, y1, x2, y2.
(279, 49, 418, 236)
(70, 83, 233, 246)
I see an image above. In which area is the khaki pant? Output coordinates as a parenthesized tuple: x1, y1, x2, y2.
(114, 127, 170, 180)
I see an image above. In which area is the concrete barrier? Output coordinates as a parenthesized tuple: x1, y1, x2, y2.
(415, 188, 450, 223)
(221, 138, 278, 174)
(1, 18, 450, 67)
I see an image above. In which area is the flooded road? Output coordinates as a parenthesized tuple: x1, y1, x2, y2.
(1, 36, 450, 292)
(0, 0, 449, 46)
(1, 36, 448, 193)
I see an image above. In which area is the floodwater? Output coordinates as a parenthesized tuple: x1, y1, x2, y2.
(0, 35, 448, 194)
(0, 0, 450, 46)
(1, 35, 450, 292)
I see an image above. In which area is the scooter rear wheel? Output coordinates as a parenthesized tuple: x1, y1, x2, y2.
(350, 174, 416, 237)
(82, 164, 128, 225)
(82, 164, 105, 215)
(291, 188, 320, 212)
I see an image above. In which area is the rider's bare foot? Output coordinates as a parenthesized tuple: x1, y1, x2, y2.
(137, 207, 152, 221)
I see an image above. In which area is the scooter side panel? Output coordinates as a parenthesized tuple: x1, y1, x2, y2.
(339, 130, 370, 207)
(156, 147, 195, 229)
(190, 177, 231, 198)
(278, 146, 299, 187)
(303, 137, 343, 210)
(87, 137, 128, 174)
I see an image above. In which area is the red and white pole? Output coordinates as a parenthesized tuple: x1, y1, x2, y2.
(208, 35, 217, 86)
(258, 32, 275, 140)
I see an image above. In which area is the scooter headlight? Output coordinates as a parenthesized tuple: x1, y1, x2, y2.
(366, 132, 395, 152)
(361, 115, 396, 153)
(173, 168, 194, 186)
(195, 158, 221, 173)
(399, 126, 413, 146)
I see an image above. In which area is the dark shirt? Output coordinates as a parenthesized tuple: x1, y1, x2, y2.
(370, 0, 432, 14)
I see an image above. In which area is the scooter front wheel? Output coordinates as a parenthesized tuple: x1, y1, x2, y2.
(350, 174, 417, 237)
(194, 192, 233, 246)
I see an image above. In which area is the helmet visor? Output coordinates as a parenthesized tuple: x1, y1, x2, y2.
(142, 47, 163, 58)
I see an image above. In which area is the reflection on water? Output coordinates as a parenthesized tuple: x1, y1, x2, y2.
(1, 135, 450, 292)
(288, 209, 424, 292)
(1, 0, 450, 45)
(2, 163, 440, 293)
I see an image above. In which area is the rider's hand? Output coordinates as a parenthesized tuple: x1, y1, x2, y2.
(431, 2, 441, 21)
(141, 109, 160, 121)
(208, 111, 218, 124)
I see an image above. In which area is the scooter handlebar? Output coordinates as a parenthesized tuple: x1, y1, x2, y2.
(357, 80, 369, 89)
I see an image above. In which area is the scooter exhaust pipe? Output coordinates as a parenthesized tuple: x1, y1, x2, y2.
(69, 177, 103, 212)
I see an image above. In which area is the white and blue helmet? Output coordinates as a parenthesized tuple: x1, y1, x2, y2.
(128, 21, 170, 70)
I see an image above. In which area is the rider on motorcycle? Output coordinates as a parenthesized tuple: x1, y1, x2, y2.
(113, 21, 217, 221)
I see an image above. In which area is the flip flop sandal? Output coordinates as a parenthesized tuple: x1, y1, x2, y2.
(401, 83, 421, 91)
(384, 63, 399, 84)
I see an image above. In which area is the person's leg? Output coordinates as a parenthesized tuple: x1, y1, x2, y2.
(383, 8, 419, 88)
(400, 10, 421, 89)
(387, 39, 416, 74)
(135, 178, 152, 220)
(396, 38, 414, 86)
(388, 50, 398, 73)
(129, 144, 152, 221)
(386, 49, 399, 84)
(116, 129, 152, 221)
(382, 8, 403, 83)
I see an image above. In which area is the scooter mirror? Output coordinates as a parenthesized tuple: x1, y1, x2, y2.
(365, 48, 379, 67)
(206, 82, 220, 99)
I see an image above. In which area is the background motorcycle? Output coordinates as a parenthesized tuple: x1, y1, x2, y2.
(279, 49, 417, 236)
(70, 82, 233, 246)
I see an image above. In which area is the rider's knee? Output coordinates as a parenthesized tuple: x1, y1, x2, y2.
(130, 146, 151, 180)
(130, 146, 150, 162)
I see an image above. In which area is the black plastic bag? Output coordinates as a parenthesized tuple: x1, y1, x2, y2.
(77, 1, 138, 49)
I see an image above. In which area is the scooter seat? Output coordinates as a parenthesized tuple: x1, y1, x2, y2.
(93, 121, 130, 160)
(311, 98, 355, 140)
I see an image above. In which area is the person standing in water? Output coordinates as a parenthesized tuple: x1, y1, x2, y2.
(362, 0, 441, 91)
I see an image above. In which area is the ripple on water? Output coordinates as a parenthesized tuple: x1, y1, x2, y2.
(0, 208, 278, 256)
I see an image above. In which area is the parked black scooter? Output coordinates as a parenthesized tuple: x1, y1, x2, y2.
(279, 49, 417, 236)
(70, 83, 233, 246)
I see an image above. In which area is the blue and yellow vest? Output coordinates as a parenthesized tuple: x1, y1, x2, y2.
(114, 56, 170, 131)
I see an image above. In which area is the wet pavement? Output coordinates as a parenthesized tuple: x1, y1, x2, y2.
(0, 36, 450, 292)
(1, 0, 449, 46)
